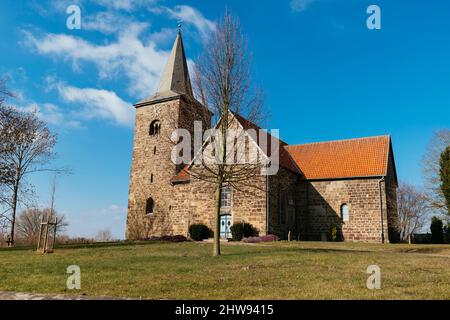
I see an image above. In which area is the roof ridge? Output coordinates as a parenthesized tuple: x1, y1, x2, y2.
(286, 134, 391, 148)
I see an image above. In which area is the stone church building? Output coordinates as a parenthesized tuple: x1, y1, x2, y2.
(126, 32, 399, 243)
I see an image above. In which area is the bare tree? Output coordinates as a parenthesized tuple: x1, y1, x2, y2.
(0, 77, 15, 187)
(95, 229, 114, 242)
(186, 11, 267, 256)
(422, 129, 450, 215)
(0, 106, 59, 246)
(16, 207, 68, 244)
(397, 182, 429, 242)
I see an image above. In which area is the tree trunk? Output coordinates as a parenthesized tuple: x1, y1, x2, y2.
(213, 179, 223, 256)
(9, 175, 20, 246)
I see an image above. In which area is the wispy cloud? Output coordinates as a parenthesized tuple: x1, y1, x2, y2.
(290, 0, 315, 12)
(158, 5, 216, 41)
(22, 103, 82, 128)
(95, 0, 158, 12)
(23, 24, 168, 98)
(22, 3, 214, 127)
(56, 83, 134, 127)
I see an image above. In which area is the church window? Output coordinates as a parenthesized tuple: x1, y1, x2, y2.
(341, 204, 349, 222)
(151, 174, 154, 183)
(146, 197, 155, 215)
(149, 120, 161, 136)
(153, 146, 157, 155)
(220, 186, 232, 208)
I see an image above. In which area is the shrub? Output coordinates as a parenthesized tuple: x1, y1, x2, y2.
(230, 222, 258, 241)
(242, 236, 261, 243)
(430, 216, 444, 244)
(188, 224, 212, 241)
(328, 224, 338, 241)
(243, 234, 279, 243)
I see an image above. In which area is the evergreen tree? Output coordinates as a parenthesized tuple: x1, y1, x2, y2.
(440, 146, 450, 215)
(430, 216, 444, 244)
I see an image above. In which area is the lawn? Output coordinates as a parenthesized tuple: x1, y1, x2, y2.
(0, 241, 449, 299)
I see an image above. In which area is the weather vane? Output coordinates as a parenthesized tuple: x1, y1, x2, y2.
(177, 20, 183, 33)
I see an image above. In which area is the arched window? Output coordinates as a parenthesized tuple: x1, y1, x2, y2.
(149, 120, 161, 136)
(146, 197, 154, 215)
(341, 204, 349, 222)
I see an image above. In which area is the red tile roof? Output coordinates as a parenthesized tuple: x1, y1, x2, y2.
(285, 135, 391, 180)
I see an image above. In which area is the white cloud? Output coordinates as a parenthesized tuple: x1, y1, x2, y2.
(24, 24, 168, 98)
(290, 0, 315, 12)
(83, 11, 133, 34)
(14, 91, 82, 129)
(162, 5, 216, 41)
(96, 0, 157, 11)
(56, 83, 134, 127)
(26, 103, 82, 128)
(23, 3, 214, 126)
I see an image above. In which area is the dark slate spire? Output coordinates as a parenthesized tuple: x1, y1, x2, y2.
(135, 31, 193, 107)
(158, 31, 193, 95)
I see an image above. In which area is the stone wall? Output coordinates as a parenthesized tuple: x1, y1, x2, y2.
(126, 97, 210, 239)
(300, 178, 391, 242)
(171, 168, 268, 237)
(385, 151, 400, 242)
(267, 167, 300, 239)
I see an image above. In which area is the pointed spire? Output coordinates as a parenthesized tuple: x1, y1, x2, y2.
(135, 30, 194, 107)
(157, 31, 193, 96)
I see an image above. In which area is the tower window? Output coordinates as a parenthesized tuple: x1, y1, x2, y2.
(146, 197, 154, 215)
(153, 146, 157, 155)
(149, 120, 161, 136)
(151, 174, 154, 183)
(220, 186, 232, 208)
(341, 204, 349, 222)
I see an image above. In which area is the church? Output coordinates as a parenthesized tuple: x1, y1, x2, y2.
(126, 32, 399, 243)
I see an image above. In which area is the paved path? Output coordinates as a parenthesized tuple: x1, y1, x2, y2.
(0, 291, 128, 300)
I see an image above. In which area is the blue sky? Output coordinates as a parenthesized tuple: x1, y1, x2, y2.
(0, 0, 449, 239)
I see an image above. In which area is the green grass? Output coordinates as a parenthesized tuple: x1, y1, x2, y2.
(0, 241, 449, 299)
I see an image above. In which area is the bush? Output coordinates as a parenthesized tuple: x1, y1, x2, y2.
(328, 224, 338, 241)
(189, 224, 212, 241)
(230, 222, 258, 241)
(430, 216, 444, 244)
(243, 234, 279, 243)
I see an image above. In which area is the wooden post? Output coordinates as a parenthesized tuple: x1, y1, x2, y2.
(37, 216, 44, 252)
(42, 222, 49, 253)
(51, 217, 58, 251)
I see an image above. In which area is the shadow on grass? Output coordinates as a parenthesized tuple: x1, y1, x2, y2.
(0, 240, 192, 252)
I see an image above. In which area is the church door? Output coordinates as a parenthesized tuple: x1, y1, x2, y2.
(220, 214, 232, 239)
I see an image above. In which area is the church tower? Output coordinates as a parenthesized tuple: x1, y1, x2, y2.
(126, 31, 210, 239)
